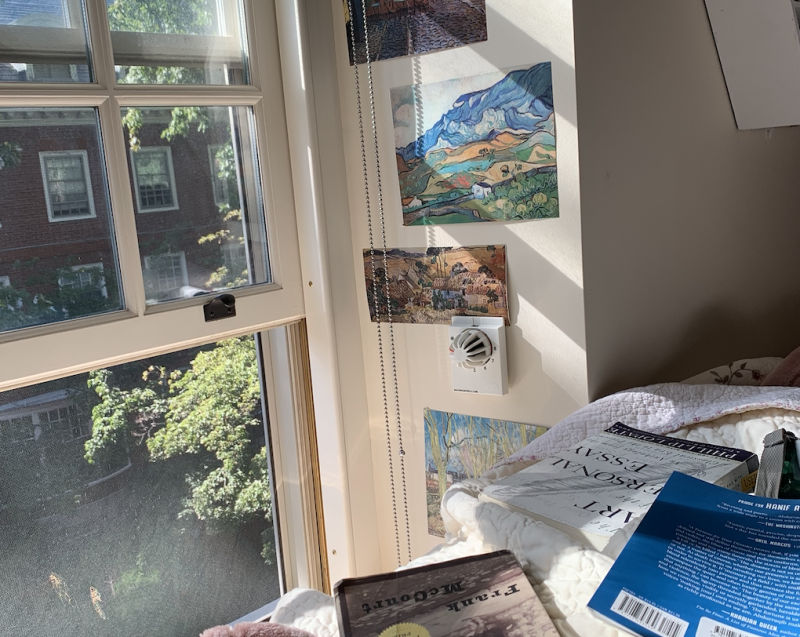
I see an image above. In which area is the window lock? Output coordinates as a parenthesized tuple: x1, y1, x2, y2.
(203, 294, 236, 322)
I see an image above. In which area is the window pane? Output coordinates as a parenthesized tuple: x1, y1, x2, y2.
(0, 108, 123, 333)
(0, 0, 92, 83)
(121, 106, 271, 305)
(0, 335, 281, 635)
(109, 0, 248, 86)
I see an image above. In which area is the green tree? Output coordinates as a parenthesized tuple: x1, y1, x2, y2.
(148, 337, 269, 528)
(85, 337, 272, 544)
(0, 261, 120, 332)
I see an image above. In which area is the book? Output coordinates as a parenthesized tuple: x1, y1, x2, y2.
(588, 472, 800, 637)
(479, 423, 759, 550)
(333, 549, 559, 637)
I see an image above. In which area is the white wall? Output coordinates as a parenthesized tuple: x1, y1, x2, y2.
(325, 0, 587, 570)
(573, 0, 800, 400)
(302, 0, 800, 581)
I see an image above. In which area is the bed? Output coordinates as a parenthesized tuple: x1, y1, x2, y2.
(269, 356, 800, 637)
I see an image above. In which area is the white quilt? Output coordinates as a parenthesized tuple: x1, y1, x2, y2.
(271, 362, 800, 637)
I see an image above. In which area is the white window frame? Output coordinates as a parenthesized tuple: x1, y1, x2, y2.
(39, 150, 97, 222)
(208, 143, 231, 207)
(58, 262, 108, 299)
(130, 146, 179, 213)
(143, 251, 189, 296)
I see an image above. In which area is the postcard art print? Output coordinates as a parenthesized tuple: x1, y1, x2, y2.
(343, 0, 487, 66)
(424, 408, 546, 537)
(363, 245, 507, 325)
(392, 62, 559, 226)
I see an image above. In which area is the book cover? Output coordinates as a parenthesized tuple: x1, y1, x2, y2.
(333, 550, 558, 637)
(589, 471, 800, 637)
(479, 423, 759, 549)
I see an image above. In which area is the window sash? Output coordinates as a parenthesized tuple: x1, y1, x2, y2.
(0, 16, 243, 69)
(0, 0, 305, 391)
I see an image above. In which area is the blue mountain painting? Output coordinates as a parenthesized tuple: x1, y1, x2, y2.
(392, 62, 559, 226)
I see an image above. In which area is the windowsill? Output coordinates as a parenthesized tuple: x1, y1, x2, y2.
(232, 598, 280, 626)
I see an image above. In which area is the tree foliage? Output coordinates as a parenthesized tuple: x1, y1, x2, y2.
(84, 337, 271, 534)
(0, 261, 119, 332)
(107, 0, 213, 35)
(148, 337, 270, 528)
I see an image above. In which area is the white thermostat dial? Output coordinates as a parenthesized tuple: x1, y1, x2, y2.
(449, 328, 493, 368)
(449, 317, 508, 395)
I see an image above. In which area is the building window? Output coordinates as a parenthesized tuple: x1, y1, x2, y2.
(208, 144, 231, 206)
(58, 263, 108, 299)
(37, 404, 89, 443)
(0, 415, 33, 443)
(28, 64, 79, 82)
(0, 276, 9, 288)
(39, 150, 96, 222)
(222, 242, 247, 277)
(143, 252, 189, 298)
(130, 147, 179, 213)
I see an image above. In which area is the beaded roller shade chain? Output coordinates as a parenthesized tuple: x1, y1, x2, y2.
(346, 0, 412, 566)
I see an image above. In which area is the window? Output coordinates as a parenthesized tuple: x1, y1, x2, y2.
(223, 242, 248, 281)
(39, 151, 96, 221)
(130, 147, 179, 212)
(28, 64, 79, 83)
(37, 404, 89, 442)
(0, 414, 33, 443)
(208, 143, 231, 206)
(143, 252, 189, 299)
(57, 263, 108, 298)
(0, 1, 322, 633)
(0, 276, 9, 288)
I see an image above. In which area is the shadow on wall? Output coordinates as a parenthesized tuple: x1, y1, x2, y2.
(593, 300, 800, 400)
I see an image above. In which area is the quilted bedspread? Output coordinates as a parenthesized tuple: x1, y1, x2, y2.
(271, 360, 800, 637)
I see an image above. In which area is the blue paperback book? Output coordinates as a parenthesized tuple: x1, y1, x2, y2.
(588, 471, 800, 637)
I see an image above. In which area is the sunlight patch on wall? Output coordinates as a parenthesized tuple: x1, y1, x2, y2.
(516, 295, 587, 404)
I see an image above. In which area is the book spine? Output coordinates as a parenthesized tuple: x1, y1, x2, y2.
(606, 423, 756, 463)
(714, 462, 754, 492)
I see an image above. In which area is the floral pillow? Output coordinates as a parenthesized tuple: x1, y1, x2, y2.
(682, 357, 783, 386)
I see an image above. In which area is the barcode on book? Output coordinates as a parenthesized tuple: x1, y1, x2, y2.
(696, 617, 760, 637)
(611, 591, 688, 637)
(713, 627, 751, 637)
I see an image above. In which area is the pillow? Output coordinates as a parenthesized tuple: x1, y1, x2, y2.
(200, 623, 316, 637)
(681, 357, 782, 385)
(761, 345, 800, 387)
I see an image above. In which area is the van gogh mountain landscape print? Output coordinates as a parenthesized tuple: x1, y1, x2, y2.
(392, 62, 558, 225)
